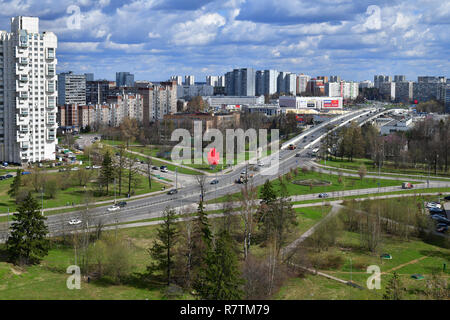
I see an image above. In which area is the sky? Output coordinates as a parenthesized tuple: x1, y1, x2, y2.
(0, 0, 449, 82)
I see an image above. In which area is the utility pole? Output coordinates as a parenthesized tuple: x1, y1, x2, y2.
(114, 178, 116, 204)
(41, 187, 44, 216)
(175, 167, 178, 190)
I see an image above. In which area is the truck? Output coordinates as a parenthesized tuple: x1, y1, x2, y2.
(402, 182, 414, 189)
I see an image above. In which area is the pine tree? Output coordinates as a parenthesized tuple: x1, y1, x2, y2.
(148, 207, 179, 285)
(99, 150, 115, 194)
(189, 201, 212, 286)
(194, 229, 244, 300)
(6, 192, 49, 265)
(8, 169, 22, 201)
(260, 179, 276, 205)
(383, 272, 404, 300)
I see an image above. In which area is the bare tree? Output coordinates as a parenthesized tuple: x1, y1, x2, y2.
(240, 183, 258, 260)
(195, 175, 207, 201)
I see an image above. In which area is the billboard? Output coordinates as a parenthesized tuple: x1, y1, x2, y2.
(323, 99, 340, 108)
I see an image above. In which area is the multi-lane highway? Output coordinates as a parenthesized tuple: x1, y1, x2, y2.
(2, 105, 433, 239)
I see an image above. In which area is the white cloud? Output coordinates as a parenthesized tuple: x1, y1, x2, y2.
(171, 13, 226, 46)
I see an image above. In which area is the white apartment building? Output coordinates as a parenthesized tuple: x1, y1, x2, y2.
(170, 75, 182, 86)
(184, 75, 195, 86)
(0, 16, 57, 164)
(297, 74, 311, 94)
(325, 81, 359, 99)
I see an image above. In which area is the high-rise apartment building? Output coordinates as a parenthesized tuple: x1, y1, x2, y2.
(393, 75, 406, 82)
(138, 81, 177, 123)
(116, 72, 134, 87)
(86, 80, 110, 105)
(170, 75, 182, 86)
(329, 76, 341, 83)
(395, 81, 413, 103)
(255, 70, 278, 96)
(58, 71, 86, 105)
(0, 16, 58, 163)
(374, 75, 392, 89)
(225, 68, 255, 96)
(184, 75, 195, 86)
(380, 82, 396, 100)
(296, 74, 311, 94)
(84, 73, 94, 81)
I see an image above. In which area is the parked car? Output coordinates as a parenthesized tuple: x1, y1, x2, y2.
(444, 195, 450, 201)
(318, 193, 329, 198)
(152, 166, 158, 170)
(117, 201, 127, 208)
(210, 179, 219, 185)
(161, 167, 169, 173)
(21, 171, 31, 175)
(429, 207, 445, 214)
(107, 205, 120, 212)
(167, 189, 178, 195)
(68, 218, 82, 225)
(5, 174, 13, 179)
(430, 214, 450, 224)
(71, 167, 79, 171)
(436, 225, 448, 233)
(92, 165, 101, 169)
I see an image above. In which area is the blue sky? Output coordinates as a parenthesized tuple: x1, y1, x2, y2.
(0, 0, 449, 82)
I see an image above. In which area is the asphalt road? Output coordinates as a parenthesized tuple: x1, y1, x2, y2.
(3, 105, 443, 238)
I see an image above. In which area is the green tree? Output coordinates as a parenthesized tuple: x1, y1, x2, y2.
(259, 179, 276, 205)
(358, 164, 367, 180)
(8, 169, 22, 201)
(190, 201, 212, 280)
(6, 192, 49, 265)
(99, 150, 115, 194)
(148, 207, 179, 285)
(194, 229, 244, 300)
(383, 272, 404, 300)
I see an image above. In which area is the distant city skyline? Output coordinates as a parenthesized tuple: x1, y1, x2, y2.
(1, 0, 448, 82)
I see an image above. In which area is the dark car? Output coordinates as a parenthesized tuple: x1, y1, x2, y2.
(117, 201, 127, 208)
(429, 207, 445, 215)
(318, 193, 329, 198)
(167, 189, 178, 195)
(152, 166, 158, 170)
(0, 176, 5, 180)
(210, 179, 219, 185)
(430, 215, 450, 224)
(444, 195, 450, 201)
(5, 174, 13, 179)
(437, 225, 448, 233)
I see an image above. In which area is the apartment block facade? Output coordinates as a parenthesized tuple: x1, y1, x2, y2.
(0, 16, 57, 163)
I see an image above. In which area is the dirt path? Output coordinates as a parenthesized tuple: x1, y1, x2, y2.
(382, 256, 429, 274)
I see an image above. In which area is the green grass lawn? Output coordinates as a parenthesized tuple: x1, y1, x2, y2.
(0, 171, 167, 214)
(275, 230, 450, 300)
(319, 158, 450, 178)
(0, 225, 192, 300)
(208, 170, 407, 203)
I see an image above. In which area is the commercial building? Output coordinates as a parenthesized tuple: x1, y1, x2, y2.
(380, 118, 414, 135)
(225, 68, 256, 96)
(279, 96, 343, 112)
(242, 105, 281, 116)
(0, 16, 58, 163)
(116, 72, 134, 87)
(203, 95, 264, 109)
(58, 71, 86, 105)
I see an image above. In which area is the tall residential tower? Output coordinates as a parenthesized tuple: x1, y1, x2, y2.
(0, 16, 58, 163)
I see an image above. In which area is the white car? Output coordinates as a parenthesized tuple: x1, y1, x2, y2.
(71, 167, 79, 171)
(68, 218, 82, 225)
(92, 165, 101, 169)
(426, 202, 441, 209)
(107, 205, 120, 212)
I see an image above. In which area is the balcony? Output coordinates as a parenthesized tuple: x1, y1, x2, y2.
(18, 92, 28, 99)
(18, 57, 28, 65)
(46, 81, 55, 93)
(47, 66, 55, 77)
(16, 114, 28, 125)
(19, 125, 28, 133)
(46, 48, 55, 60)
(20, 141, 29, 149)
(47, 97, 56, 109)
(19, 75, 28, 82)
